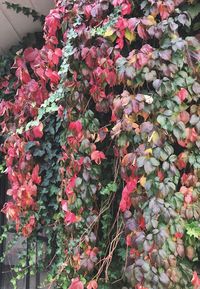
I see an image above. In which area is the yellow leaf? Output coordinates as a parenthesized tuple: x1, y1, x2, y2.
(144, 148, 152, 156)
(128, 54, 137, 65)
(68, 194, 76, 205)
(104, 27, 115, 37)
(124, 115, 139, 129)
(140, 176, 146, 188)
(127, 79, 132, 86)
(148, 131, 159, 144)
(111, 34, 117, 42)
(171, 33, 178, 40)
(147, 15, 156, 25)
(125, 29, 136, 43)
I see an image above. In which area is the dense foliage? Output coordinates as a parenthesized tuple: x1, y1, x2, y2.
(1, 0, 200, 288)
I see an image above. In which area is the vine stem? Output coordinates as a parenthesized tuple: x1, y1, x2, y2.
(94, 220, 124, 282)
(47, 258, 70, 289)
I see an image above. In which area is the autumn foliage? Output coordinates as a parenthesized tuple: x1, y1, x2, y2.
(1, 0, 200, 288)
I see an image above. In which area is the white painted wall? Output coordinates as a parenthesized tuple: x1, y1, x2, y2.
(0, 0, 54, 54)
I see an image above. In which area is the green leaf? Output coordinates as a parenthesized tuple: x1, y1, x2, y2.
(160, 150, 168, 161)
(100, 182, 117, 196)
(169, 154, 177, 162)
(25, 119, 39, 131)
(157, 115, 166, 127)
(185, 222, 200, 239)
(173, 127, 183, 139)
(144, 161, 155, 174)
(137, 156, 145, 167)
(187, 3, 200, 20)
(150, 157, 160, 167)
(117, 134, 128, 147)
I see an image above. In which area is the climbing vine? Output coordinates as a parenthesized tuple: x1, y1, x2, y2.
(1, 0, 200, 289)
(3, 1, 45, 24)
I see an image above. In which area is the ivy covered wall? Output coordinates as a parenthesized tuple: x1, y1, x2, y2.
(0, 0, 200, 289)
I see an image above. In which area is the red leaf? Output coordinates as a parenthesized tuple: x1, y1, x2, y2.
(119, 178, 137, 212)
(87, 280, 98, 289)
(122, 2, 132, 16)
(65, 211, 77, 224)
(24, 48, 39, 62)
(55, 48, 62, 57)
(140, 44, 154, 54)
(51, 48, 62, 65)
(36, 67, 45, 80)
(84, 5, 92, 19)
(186, 128, 198, 143)
(157, 170, 164, 182)
(185, 193, 192, 204)
(137, 24, 148, 40)
(61, 200, 68, 212)
(136, 285, 148, 289)
(20, 70, 31, 84)
(33, 123, 43, 139)
(138, 216, 145, 230)
(106, 71, 117, 87)
(113, 0, 131, 15)
(177, 88, 188, 102)
(1, 202, 19, 221)
(158, 3, 170, 20)
(176, 152, 188, 170)
(65, 175, 77, 197)
(26, 79, 39, 93)
(91, 150, 106, 164)
(0, 80, 9, 88)
(116, 37, 124, 50)
(81, 47, 89, 59)
(126, 234, 132, 246)
(179, 111, 190, 124)
(174, 232, 183, 239)
(130, 248, 140, 257)
(22, 215, 35, 237)
(45, 69, 60, 84)
(86, 54, 96, 69)
(68, 278, 84, 289)
(69, 120, 82, 135)
(32, 165, 41, 184)
(58, 105, 64, 118)
(192, 272, 200, 289)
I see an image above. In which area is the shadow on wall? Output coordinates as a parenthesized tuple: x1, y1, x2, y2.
(0, 0, 54, 55)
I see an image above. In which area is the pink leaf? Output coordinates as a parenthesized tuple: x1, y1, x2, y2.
(91, 150, 106, 164)
(65, 211, 77, 225)
(68, 278, 84, 289)
(106, 71, 117, 87)
(137, 24, 148, 40)
(192, 272, 200, 289)
(87, 280, 98, 289)
(33, 123, 43, 139)
(177, 88, 188, 102)
(45, 69, 60, 84)
(55, 48, 62, 57)
(24, 48, 39, 62)
(61, 200, 68, 212)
